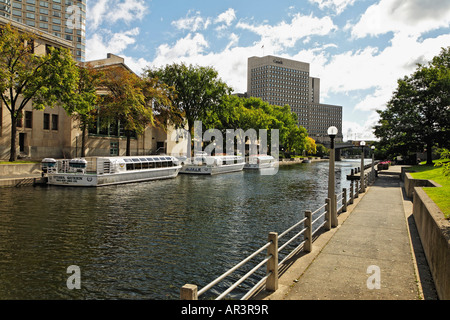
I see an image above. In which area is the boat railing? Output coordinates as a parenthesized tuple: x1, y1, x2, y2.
(47, 158, 97, 174)
(180, 177, 369, 300)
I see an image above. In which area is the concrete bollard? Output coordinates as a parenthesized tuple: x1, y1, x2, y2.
(325, 198, 331, 231)
(343, 188, 347, 212)
(266, 232, 278, 292)
(332, 194, 338, 228)
(350, 181, 354, 205)
(304, 211, 312, 253)
(181, 284, 198, 300)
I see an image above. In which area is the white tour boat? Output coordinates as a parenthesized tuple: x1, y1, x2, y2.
(179, 154, 245, 175)
(244, 155, 277, 170)
(44, 155, 181, 187)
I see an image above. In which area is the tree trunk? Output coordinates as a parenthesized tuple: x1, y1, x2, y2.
(126, 130, 131, 156)
(81, 124, 86, 158)
(426, 141, 433, 165)
(9, 113, 17, 162)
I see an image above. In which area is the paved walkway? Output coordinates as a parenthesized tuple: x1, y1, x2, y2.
(258, 166, 437, 300)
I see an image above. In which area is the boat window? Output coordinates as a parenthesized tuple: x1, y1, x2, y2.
(135, 163, 142, 170)
(124, 158, 132, 162)
(149, 162, 155, 169)
(156, 161, 162, 168)
(132, 158, 140, 162)
(146, 157, 154, 162)
(142, 162, 149, 169)
(126, 163, 133, 171)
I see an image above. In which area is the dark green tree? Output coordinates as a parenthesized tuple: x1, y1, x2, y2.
(0, 23, 79, 161)
(144, 63, 232, 134)
(374, 47, 450, 164)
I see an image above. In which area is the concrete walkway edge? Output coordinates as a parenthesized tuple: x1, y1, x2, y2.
(254, 166, 437, 300)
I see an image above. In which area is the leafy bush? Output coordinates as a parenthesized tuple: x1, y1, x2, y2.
(435, 148, 450, 177)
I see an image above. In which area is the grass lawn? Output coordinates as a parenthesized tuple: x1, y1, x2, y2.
(410, 163, 450, 219)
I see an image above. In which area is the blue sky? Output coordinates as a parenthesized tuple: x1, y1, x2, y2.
(85, 0, 450, 141)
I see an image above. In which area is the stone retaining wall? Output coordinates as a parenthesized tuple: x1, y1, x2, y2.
(404, 172, 442, 198)
(0, 163, 41, 176)
(413, 187, 450, 300)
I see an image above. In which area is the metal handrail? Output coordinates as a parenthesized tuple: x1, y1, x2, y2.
(195, 202, 329, 300)
(279, 217, 307, 239)
(197, 240, 272, 297)
(183, 168, 378, 300)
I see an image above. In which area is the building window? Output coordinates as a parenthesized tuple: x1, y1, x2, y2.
(43, 113, 50, 130)
(25, 111, 32, 128)
(110, 142, 118, 156)
(14, 112, 22, 128)
(51, 114, 58, 130)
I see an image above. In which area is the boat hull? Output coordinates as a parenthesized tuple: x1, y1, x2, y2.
(47, 166, 181, 187)
(244, 162, 274, 169)
(180, 163, 244, 175)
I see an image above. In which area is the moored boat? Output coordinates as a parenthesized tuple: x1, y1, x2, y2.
(244, 155, 276, 170)
(44, 155, 181, 187)
(179, 154, 245, 175)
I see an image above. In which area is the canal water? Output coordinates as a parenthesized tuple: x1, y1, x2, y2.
(0, 159, 367, 299)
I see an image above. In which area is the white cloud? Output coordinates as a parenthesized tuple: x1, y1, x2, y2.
(305, 31, 450, 111)
(153, 33, 210, 63)
(236, 13, 337, 50)
(351, 0, 450, 38)
(215, 8, 236, 26)
(86, 28, 140, 61)
(87, 0, 148, 30)
(309, 0, 357, 15)
(171, 10, 212, 32)
(343, 112, 380, 141)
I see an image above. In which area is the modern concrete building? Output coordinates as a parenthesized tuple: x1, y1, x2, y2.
(0, 0, 85, 61)
(247, 55, 343, 143)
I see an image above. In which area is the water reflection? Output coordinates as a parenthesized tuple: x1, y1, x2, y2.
(0, 160, 367, 299)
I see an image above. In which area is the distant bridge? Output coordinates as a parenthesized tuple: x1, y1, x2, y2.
(320, 141, 375, 161)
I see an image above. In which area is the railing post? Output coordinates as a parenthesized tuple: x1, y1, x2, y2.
(304, 211, 312, 253)
(181, 284, 198, 300)
(343, 188, 347, 212)
(355, 180, 359, 198)
(266, 232, 278, 292)
(325, 198, 331, 231)
(350, 180, 354, 204)
(332, 194, 338, 227)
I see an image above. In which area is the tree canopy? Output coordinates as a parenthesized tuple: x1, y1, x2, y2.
(374, 47, 450, 164)
(144, 63, 232, 134)
(0, 23, 79, 161)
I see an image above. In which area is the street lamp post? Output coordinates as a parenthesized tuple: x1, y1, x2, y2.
(371, 145, 375, 183)
(360, 141, 366, 193)
(327, 126, 338, 228)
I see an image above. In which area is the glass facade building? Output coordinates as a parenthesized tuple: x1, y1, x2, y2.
(0, 0, 86, 61)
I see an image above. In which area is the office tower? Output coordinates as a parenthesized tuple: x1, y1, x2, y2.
(248, 55, 343, 142)
(0, 0, 86, 61)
